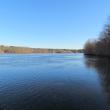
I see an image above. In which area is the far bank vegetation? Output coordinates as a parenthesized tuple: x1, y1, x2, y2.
(0, 45, 83, 54)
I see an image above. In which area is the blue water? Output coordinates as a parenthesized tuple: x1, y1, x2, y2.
(0, 54, 110, 110)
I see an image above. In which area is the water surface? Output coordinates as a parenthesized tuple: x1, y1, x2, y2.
(0, 54, 110, 110)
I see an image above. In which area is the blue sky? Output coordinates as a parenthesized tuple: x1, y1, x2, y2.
(0, 0, 110, 49)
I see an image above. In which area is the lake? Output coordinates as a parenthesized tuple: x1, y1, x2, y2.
(0, 54, 110, 110)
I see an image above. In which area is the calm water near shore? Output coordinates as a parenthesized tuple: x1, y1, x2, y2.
(0, 54, 110, 110)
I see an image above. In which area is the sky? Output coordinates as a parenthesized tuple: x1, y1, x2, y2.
(0, 0, 110, 49)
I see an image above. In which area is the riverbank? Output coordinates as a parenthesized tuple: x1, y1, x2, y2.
(0, 45, 83, 54)
(84, 53, 110, 58)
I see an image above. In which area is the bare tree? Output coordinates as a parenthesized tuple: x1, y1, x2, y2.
(84, 17, 110, 57)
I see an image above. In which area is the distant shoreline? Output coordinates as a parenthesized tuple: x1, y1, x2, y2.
(0, 45, 83, 54)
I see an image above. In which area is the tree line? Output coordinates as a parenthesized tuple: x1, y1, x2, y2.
(84, 18, 110, 57)
(0, 45, 83, 54)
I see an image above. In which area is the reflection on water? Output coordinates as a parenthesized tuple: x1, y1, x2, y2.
(85, 55, 110, 104)
(0, 54, 110, 110)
